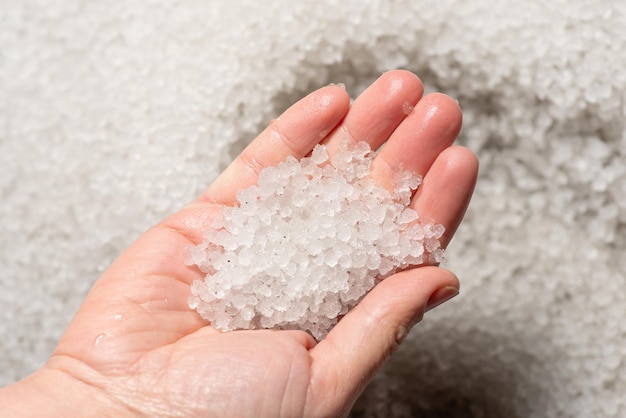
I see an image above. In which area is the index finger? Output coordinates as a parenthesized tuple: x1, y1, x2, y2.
(199, 85, 350, 205)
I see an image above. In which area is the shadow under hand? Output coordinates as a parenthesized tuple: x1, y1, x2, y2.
(350, 320, 556, 418)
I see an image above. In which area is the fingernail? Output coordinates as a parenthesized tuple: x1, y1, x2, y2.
(425, 286, 459, 313)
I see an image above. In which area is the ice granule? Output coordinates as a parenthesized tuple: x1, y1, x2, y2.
(402, 101, 415, 115)
(187, 141, 444, 339)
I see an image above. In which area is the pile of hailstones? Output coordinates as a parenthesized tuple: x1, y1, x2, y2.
(186, 141, 444, 339)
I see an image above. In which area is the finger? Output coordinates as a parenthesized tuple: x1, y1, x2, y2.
(200, 85, 350, 205)
(370, 93, 462, 191)
(412, 145, 479, 248)
(306, 267, 459, 416)
(323, 70, 424, 155)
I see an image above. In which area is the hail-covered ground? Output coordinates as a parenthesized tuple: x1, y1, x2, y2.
(2, 1, 625, 417)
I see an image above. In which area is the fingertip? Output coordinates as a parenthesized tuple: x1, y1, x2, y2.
(419, 92, 463, 139)
(425, 266, 461, 291)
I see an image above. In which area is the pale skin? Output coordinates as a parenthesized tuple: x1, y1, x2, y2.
(1, 70, 478, 417)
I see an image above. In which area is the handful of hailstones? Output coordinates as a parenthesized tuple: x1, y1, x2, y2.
(186, 141, 444, 339)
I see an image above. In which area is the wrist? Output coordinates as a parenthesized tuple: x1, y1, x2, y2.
(0, 365, 134, 417)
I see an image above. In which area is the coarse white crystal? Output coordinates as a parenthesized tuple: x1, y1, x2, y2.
(187, 141, 444, 339)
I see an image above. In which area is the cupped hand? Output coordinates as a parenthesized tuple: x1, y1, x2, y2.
(19, 71, 478, 417)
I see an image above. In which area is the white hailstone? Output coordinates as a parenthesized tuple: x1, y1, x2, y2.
(186, 141, 444, 339)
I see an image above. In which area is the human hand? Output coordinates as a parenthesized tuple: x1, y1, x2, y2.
(1, 70, 477, 417)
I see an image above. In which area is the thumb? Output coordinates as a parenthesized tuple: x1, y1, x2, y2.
(305, 266, 459, 416)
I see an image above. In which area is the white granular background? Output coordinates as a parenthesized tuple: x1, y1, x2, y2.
(1, 1, 625, 417)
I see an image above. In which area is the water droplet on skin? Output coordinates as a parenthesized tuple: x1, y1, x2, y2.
(95, 334, 105, 345)
(318, 128, 330, 139)
(114, 314, 123, 320)
(402, 101, 414, 115)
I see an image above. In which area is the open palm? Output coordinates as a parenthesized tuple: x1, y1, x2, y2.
(41, 71, 477, 417)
